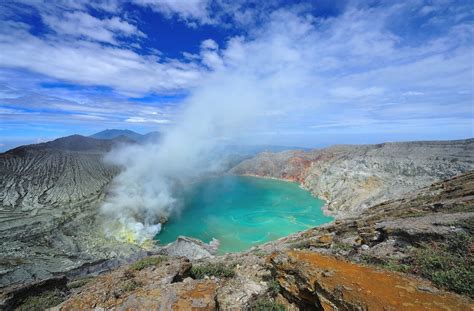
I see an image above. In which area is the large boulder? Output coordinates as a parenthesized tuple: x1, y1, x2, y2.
(160, 236, 219, 260)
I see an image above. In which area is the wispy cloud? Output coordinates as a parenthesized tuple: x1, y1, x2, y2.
(0, 25, 205, 95)
(132, 0, 211, 25)
(42, 11, 145, 45)
(125, 117, 171, 124)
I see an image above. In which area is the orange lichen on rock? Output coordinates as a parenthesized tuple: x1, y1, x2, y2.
(172, 280, 217, 310)
(315, 234, 333, 245)
(269, 250, 474, 311)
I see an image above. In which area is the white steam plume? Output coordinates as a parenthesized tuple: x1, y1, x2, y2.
(102, 5, 452, 242)
(99, 10, 321, 243)
(100, 72, 270, 242)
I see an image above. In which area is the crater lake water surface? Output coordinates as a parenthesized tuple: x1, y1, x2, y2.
(155, 175, 332, 253)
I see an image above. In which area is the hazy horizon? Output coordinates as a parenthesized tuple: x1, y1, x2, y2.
(1, 127, 473, 153)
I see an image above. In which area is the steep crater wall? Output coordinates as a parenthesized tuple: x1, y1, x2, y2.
(0, 138, 145, 288)
(231, 139, 474, 217)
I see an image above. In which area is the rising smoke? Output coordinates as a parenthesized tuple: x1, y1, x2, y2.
(99, 5, 391, 242)
(99, 10, 323, 243)
(100, 72, 271, 242)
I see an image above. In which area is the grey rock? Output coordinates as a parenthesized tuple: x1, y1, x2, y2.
(231, 139, 474, 218)
(0, 138, 145, 288)
(160, 236, 218, 260)
(375, 212, 474, 238)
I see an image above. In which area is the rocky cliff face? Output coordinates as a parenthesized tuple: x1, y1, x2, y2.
(231, 139, 474, 217)
(3, 171, 472, 310)
(0, 136, 147, 289)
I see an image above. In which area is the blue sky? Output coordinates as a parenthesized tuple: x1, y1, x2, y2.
(0, 0, 473, 151)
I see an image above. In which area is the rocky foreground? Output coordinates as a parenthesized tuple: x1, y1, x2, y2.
(2, 170, 472, 310)
(0, 137, 473, 310)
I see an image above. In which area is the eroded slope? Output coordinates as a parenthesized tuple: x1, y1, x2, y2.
(0, 136, 145, 288)
(231, 139, 474, 217)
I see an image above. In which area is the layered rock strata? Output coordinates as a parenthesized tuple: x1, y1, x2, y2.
(231, 139, 474, 217)
(0, 136, 145, 288)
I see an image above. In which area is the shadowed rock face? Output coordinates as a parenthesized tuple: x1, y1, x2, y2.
(231, 139, 474, 217)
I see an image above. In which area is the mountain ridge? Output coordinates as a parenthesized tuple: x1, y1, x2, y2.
(90, 129, 162, 143)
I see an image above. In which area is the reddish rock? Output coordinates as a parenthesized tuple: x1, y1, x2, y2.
(269, 250, 474, 310)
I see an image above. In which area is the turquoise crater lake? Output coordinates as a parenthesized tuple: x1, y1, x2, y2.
(155, 175, 332, 253)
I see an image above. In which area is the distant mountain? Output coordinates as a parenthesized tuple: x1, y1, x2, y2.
(90, 129, 161, 143)
(140, 131, 161, 141)
(90, 129, 144, 141)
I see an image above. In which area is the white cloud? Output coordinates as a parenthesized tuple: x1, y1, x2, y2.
(0, 86, 179, 128)
(42, 11, 145, 44)
(199, 39, 224, 70)
(0, 22, 205, 95)
(403, 91, 425, 96)
(330, 87, 385, 98)
(132, 0, 211, 24)
(71, 114, 107, 120)
(129, 0, 282, 28)
(125, 117, 171, 124)
(201, 39, 218, 50)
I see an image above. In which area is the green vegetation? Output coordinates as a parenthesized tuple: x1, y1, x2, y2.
(130, 256, 166, 271)
(332, 242, 352, 251)
(359, 232, 473, 297)
(251, 250, 267, 258)
(251, 297, 286, 311)
(190, 262, 235, 279)
(267, 279, 281, 297)
(67, 277, 93, 289)
(118, 279, 143, 293)
(16, 290, 65, 311)
(288, 239, 311, 249)
(412, 232, 473, 297)
(360, 254, 411, 273)
(459, 217, 474, 234)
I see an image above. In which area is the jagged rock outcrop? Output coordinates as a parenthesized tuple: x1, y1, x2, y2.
(159, 236, 219, 260)
(53, 257, 218, 311)
(231, 139, 474, 217)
